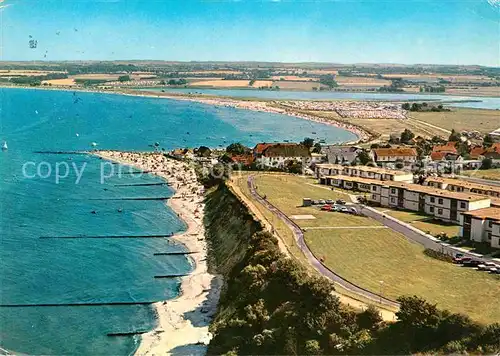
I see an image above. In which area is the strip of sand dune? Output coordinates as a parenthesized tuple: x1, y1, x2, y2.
(94, 150, 222, 356)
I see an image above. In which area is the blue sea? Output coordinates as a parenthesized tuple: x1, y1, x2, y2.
(0, 87, 356, 355)
(143, 88, 500, 110)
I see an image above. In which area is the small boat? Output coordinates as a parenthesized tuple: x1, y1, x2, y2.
(312, 131, 317, 135)
(91, 142, 97, 147)
(91, 210, 97, 214)
(2, 141, 7, 151)
(117, 208, 123, 213)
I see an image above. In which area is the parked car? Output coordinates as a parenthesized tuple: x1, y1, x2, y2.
(340, 207, 349, 213)
(462, 259, 481, 267)
(478, 262, 496, 271)
(336, 199, 347, 205)
(318, 199, 326, 205)
(312, 200, 319, 205)
(488, 266, 499, 274)
(326, 199, 334, 204)
(330, 205, 340, 212)
(452, 254, 468, 264)
(348, 207, 358, 214)
(321, 205, 331, 211)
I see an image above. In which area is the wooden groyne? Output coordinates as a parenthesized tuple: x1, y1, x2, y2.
(153, 274, 189, 279)
(33, 151, 89, 155)
(39, 234, 174, 239)
(107, 330, 152, 337)
(114, 183, 170, 187)
(154, 251, 199, 255)
(89, 197, 171, 201)
(121, 170, 171, 175)
(0, 301, 158, 307)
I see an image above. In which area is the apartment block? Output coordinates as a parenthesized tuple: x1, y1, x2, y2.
(320, 175, 491, 224)
(315, 163, 414, 182)
(461, 207, 500, 249)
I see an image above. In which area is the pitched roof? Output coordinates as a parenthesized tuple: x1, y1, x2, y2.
(432, 143, 458, 154)
(484, 143, 500, 155)
(373, 147, 417, 157)
(254, 143, 275, 155)
(469, 146, 485, 159)
(462, 207, 500, 221)
(430, 152, 447, 161)
(230, 154, 254, 165)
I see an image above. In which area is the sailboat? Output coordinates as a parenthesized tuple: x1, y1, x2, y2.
(2, 141, 7, 151)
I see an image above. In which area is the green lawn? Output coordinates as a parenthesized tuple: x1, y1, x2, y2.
(253, 175, 379, 228)
(244, 173, 499, 324)
(305, 229, 500, 324)
(462, 168, 500, 182)
(375, 207, 460, 237)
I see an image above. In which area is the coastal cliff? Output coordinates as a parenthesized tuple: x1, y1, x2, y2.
(203, 182, 500, 355)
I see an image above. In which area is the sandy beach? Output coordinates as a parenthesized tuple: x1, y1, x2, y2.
(94, 150, 222, 356)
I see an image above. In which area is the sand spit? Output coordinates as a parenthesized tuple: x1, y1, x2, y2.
(94, 150, 222, 356)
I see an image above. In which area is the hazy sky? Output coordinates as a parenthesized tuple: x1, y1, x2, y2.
(1, 0, 499, 66)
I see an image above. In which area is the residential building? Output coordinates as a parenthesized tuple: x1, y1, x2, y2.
(431, 142, 458, 155)
(424, 177, 500, 199)
(315, 163, 414, 182)
(483, 142, 500, 160)
(460, 207, 500, 248)
(322, 145, 363, 164)
(254, 143, 311, 168)
(320, 175, 491, 224)
(371, 147, 418, 166)
(469, 146, 485, 160)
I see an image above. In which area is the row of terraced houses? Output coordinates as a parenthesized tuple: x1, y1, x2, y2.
(315, 163, 500, 248)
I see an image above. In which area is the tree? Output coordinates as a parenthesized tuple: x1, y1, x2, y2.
(396, 295, 441, 328)
(226, 142, 250, 155)
(319, 74, 338, 88)
(196, 146, 212, 157)
(118, 75, 131, 82)
(448, 129, 461, 142)
(400, 129, 415, 144)
(402, 103, 411, 110)
(304, 339, 322, 355)
(357, 305, 383, 330)
(483, 134, 494, 148)
(357, 150, 372, 165)
(312, 142, 322, 153)
(480, 157, 493, 170)
(301, 137, 315, 149)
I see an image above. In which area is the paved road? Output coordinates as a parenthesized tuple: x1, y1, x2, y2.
(247, 175, 400, 308)
(359, 206, 495, 263)
(456, 175, 500, 187)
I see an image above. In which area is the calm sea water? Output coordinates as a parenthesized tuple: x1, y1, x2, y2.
(0, 88, 355, 355)
(144, 88, 500, 110)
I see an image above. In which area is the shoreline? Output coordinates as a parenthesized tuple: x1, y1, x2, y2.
(94, 150, 222, 356)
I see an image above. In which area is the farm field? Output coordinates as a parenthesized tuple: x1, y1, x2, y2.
(188, 79, 250, 87)
(272, 81, 328, 90)
(411, 108, 500, 134)
(461, 168, 500, 181)
(242, 173, 500, 324)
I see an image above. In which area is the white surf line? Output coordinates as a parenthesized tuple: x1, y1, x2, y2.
(303, 226, 388, 230)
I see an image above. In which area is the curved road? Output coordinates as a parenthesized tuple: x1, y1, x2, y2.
(247, 175, 400, 308)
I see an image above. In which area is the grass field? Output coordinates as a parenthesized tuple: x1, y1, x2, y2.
(305, 229, 499, 324)
(461, 168, 500, 181)
(188, 79, 250, 87)
(336, 76, 391, 87)
(240, 173, 499, 324)
(375, 207, 461, 237)
(305, 111, 443, 140)
(411, 108, 500, 134)
(272, 81, 328, 91)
